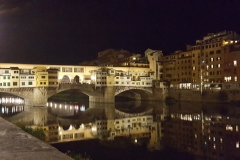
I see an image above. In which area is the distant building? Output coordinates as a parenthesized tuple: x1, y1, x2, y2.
(161, 30, 240, 89)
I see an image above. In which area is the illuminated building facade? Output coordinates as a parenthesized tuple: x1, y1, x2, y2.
(162, 31, 240, 89)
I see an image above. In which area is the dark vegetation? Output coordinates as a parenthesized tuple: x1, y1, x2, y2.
(52, 138, 194, 160)
(16, 123, 46, 141)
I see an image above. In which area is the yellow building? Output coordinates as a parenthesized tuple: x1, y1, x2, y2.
(33, 66, 48, 87)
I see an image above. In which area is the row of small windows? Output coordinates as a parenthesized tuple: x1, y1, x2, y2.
(97, 77, 106, 79)
(20, 76, 34, 79)
(115, 81, 151, 85)
(62, 67, 84, 73)
(97, 72, 107, 75)
(192, 50, 221, 57)
(49, 76, 58, 79)
(115, 117, 149, 124)
(192, 43, 222, 50)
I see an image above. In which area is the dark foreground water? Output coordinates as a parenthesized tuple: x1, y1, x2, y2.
(52, 138, 194, 160)
(2, 94, 240, 160)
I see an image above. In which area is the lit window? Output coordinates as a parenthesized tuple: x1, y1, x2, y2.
(211, 65, 214, 68)
(217, 64, 221, 68)
(236, 126, 239, 132)
(193, 66, 196, 70)
(224, 76, 231, 82)
(211, 58, 214, 62)
(226, 125, 233, 131)
(213, 144, 216, 149)
(234, 60, 237, 66)
(236, 141, 239, 148)
(213, 137, 215, 141)
(220, 138, 223, 143)
(235, 76, 237, 82)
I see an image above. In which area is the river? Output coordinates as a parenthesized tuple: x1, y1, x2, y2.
(1, 94, 240, 160)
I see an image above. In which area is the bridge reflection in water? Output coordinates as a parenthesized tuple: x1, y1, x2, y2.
(0, 96, 24, 117)
(2, 97, 240, 159)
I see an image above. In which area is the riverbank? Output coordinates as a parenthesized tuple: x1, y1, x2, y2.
(52, 138, 194, 160)
(0, 117, 72, 160)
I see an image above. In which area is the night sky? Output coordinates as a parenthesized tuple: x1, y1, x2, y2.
(0, 0, 240, 64)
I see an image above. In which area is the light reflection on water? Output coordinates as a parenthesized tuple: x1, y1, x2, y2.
(47, 101, 88, 118)
(2, 97, 240, 159)
(0, 97, 25, 117)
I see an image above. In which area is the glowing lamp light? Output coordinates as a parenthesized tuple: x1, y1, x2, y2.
(80, 105, 85, 111)
(134, 138, 137, 143)
(91, 126, 96, 132)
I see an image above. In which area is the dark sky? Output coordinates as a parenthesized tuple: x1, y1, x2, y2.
(0, 0, 240, 64)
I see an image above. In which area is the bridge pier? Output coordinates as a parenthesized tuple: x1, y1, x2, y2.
(32, 88, 48, 106)
(89, 87, 115, 103)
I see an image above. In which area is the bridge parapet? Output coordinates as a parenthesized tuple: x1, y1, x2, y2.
(55, 84, 103, 96)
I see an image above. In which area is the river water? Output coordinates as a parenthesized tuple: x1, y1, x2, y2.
(1, 95, 240, 160)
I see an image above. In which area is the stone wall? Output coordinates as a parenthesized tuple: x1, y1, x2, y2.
(168, 89, 240, 103)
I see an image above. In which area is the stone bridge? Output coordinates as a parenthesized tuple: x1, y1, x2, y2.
(0, 84, 164, 107)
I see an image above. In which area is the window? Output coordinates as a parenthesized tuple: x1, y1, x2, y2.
(41, 76, 46, 79)
(217, 71, 221, 75)
(211, 65, 214, 69)
(217, 57, 221, 61)
(210, 58, 214, 62)
(13, 82, 17, 86)
(3, 76, 6, 79)
(3, 82, 6, 86)
(22, 82, 25, 86)
(7, 82, 10, 86)
(14, 71, 18, 73)
(5, 70, 9, 73)
(217, 64, 221, 68)
(29, 82, 32, 85)
(236, 141, 239, 148)
(209, 51, 214, 55)
(74, 67, 84, 73)
(226, 125, 233, 131)
(235, 76, 237, 82)
(234, 60, 237, 66)
(62, 67, 72, 72)
(216, 50, 221, 54)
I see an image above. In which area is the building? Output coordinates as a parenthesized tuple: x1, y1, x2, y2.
(161, 31, 240, 89)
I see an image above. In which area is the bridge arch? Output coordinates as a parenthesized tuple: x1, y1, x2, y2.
(114, 86, 153, 96)
(60, 75, 71, 83)
(114, 86, 153, 101)
(47, 84, 102, 99)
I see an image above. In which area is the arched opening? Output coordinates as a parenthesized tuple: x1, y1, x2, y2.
(0, 92, 25, 117)
(61, 75, 71, 84)
(73, 75, 80, 84)
(47, 89, 89, 118)
(115, 89, 152, 112)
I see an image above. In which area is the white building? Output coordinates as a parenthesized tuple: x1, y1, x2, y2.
(19, 69, 36, 87)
